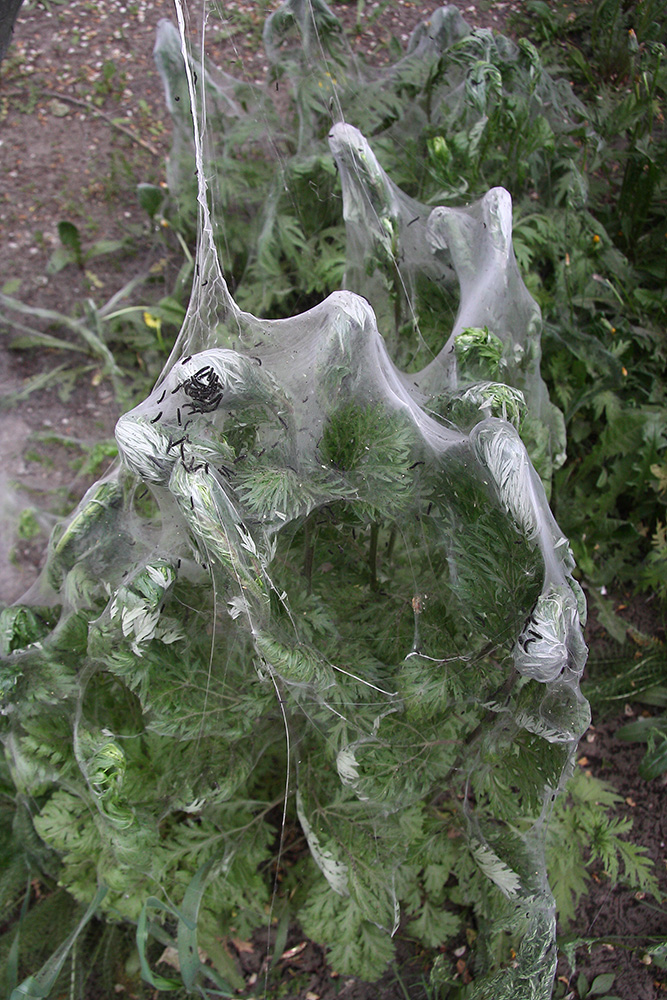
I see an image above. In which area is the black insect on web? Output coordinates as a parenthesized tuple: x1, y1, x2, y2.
(181, 365, 225, 413)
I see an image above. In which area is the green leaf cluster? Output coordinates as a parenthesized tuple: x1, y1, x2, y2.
(546, 769, 660, 927)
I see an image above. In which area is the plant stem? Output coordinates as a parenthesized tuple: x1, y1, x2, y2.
(386, 524, 397, 562)
(440, 669, 519, 788)
(303, 517, 315, 593)
(369, 521, 379, 591)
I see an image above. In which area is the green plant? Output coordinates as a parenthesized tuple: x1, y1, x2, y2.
(0, 43, 603, 989)
(47, 220, 127, 274)
(92, 60, 127, 102)
(16, 509, 41, 542)
(546, 770, 658, 927)
(574, 971, 621, 1000)
(3, 1, 667, 996)
(22, 0, 67, 10)
(506, 28, 666, 590)
(618, 717, 667, 779)
(2, 361, 616, 997)
(0, 276, 187, 409)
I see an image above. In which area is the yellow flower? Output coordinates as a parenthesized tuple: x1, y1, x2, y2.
(144, 311, 164, 350)
(592, 234, 601, 244)
(143, 311, 161, 332)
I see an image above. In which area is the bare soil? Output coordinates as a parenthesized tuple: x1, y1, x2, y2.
(560, 711, 667, 1000)
(1, 3, 666, 999)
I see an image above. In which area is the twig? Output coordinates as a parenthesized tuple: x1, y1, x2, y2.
(2, 86, 162, 155)
(45, 90, 161, 155)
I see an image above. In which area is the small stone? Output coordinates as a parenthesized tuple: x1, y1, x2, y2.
(46, 98, 72, 118)
(48, 99, 70, 117)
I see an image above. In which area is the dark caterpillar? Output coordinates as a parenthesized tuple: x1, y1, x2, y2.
(181, 365, 224, 413)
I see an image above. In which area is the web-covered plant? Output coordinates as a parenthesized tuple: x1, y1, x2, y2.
(152, 0, 586, 486)
(328, 122, 565, 487)
(1, 3, 594, 999)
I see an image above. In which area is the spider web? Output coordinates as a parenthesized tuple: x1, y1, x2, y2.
(1, 3, 590, 997)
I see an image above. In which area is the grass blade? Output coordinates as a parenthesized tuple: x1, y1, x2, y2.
(10, 884, 108, 1000)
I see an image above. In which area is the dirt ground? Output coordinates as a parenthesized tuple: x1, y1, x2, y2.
(1, 2, 666, 998)
(561, 711, 667, 1000)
